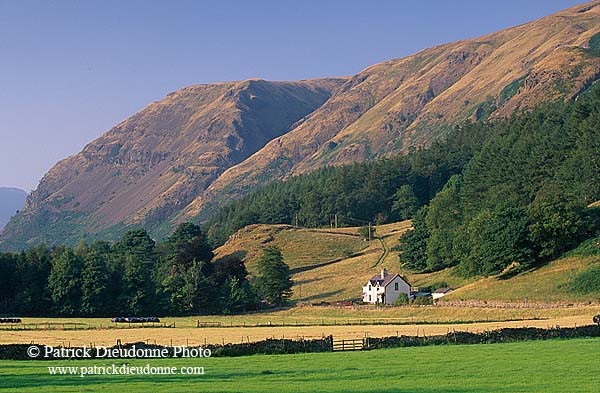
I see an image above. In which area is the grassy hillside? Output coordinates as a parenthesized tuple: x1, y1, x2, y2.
(214, 224, 369, 273)
(445, 256, 600, 303)
(214, 221, 600, 303)
(214, 221, 412, 302)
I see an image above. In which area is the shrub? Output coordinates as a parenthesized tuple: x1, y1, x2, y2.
(411, 296, 433, 305)
(392, 293, 409, 306)
(569, 263, 600, 294)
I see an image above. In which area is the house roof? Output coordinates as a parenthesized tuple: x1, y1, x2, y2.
(366, 273, 408, 287)
(432, 287, 453, 294)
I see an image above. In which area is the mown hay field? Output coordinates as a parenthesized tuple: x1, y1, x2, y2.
(5, 303, 600, 328)
(1, 310, 598, 347)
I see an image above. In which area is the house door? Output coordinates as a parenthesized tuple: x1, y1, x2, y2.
(381, 293, 385, 304)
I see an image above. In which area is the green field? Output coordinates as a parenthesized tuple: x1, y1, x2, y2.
(1, 339, 599, 392)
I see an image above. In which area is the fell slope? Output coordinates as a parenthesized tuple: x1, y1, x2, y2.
(184, 1, 600, 220)
(0, 78, 344, 249)
(214, 222, 600, 303)
(213, 221, 412, 302)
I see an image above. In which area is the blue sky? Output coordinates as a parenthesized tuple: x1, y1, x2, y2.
(0, 0, 585, 191)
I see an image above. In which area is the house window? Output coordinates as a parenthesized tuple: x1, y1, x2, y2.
(395, 283, 399, 291)
(368, 285, 371, 290)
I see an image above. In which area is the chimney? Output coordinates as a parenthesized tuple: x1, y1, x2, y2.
(381, 268, 387, 279)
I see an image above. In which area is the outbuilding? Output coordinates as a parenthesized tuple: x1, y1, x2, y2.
(431, 287, 454, 300)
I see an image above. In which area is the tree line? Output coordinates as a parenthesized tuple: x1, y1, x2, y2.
(205, 120, 493, 246)
(0, 223, 292, 316)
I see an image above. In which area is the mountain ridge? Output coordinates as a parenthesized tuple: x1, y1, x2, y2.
(2, 1, 600, 250)
(185, 1, 600, 221)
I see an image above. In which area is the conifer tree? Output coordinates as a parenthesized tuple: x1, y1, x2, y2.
(255, 246, 293, 305)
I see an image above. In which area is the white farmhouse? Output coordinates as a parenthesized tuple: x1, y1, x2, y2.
(362, 269, 411, 304)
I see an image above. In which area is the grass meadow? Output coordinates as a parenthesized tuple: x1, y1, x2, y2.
(0, 338, 599, 392)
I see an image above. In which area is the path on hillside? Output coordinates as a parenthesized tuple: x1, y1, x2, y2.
(372, 237, 389, 268)
(306, 224, 402, 269)
(372, 230, 402, 268)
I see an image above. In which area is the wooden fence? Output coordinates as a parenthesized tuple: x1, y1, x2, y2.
(332, 338, 365, 351)
(195, 316, 542, 328)
(0, 322, 175, 331)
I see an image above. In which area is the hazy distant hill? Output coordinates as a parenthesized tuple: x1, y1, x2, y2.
(0, 188, 27, 230)
(2, 1, 600, 250)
